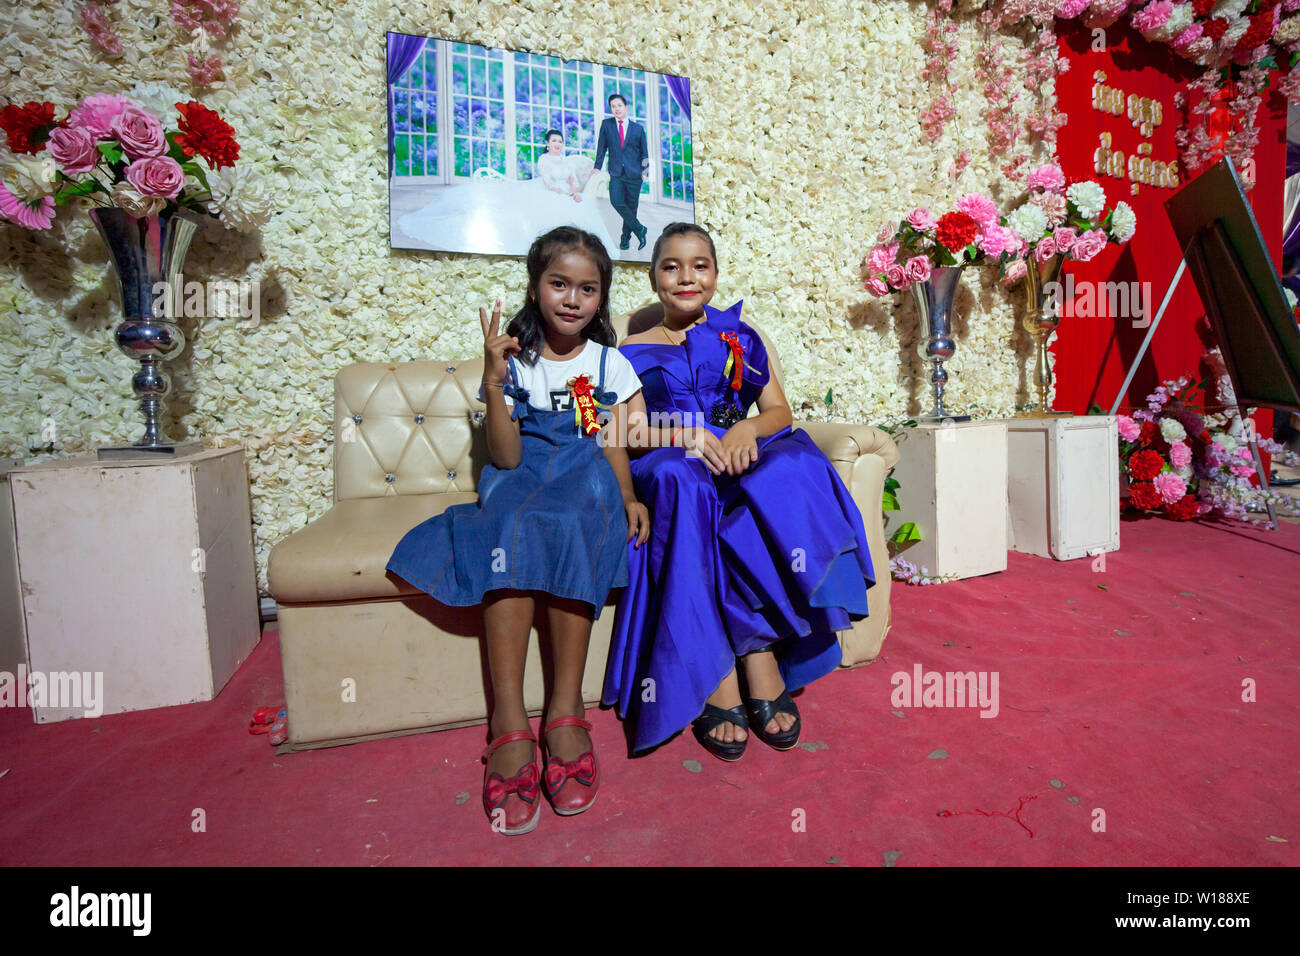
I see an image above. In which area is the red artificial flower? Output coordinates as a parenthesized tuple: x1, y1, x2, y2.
(174, 101, 240, 169)
(0, 101, 64, 154)
(1237, 10, 1277, 51)
(1166, 494, 1200, 521)
(1192, 0, 1215, 15)
(1129, 482, 1163, 511)
(1138, 421, 1158, 445)
(1204, 18, 1228, 42)
(935, 211, 979, 253)
(1129, 449, 1166, 482)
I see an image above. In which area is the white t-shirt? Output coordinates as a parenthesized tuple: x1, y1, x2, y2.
(478, 338, 642, 413)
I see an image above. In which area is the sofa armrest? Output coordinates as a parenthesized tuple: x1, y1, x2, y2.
(795, 421, 900, 472)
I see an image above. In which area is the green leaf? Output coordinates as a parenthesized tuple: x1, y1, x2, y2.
(889, 521, 921, 543)
(181, 160, 211, 193)
(1259, 55, 1277, 72)
(882, 490, 899, 511)
(53, 179, 104, 205)
(884, 475, 899, 493)
(97, 140, 123, 165)
(824, 388, 833, 405)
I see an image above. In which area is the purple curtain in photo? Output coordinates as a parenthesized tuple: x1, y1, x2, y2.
(387, 32, 427, 178)
(664, 75, 691, 120)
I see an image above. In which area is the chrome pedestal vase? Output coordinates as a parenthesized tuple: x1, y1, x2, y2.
(88, 207, 203, 460)
(909, 265, 969, 422)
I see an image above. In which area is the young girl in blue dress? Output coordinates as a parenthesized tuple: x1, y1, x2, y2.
(387, 226, 649, 835)
(604, 223, 876, 760)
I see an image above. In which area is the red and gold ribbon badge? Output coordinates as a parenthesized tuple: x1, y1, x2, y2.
(568, 374, 603, 435)
(719, 331, 760, 391)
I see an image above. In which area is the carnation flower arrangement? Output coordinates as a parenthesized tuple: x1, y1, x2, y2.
(0, 93, 269, 233)
(997, 163, 1136, 284)
(1116, 375, 1299, 525)
(860, 194, 1010, 296)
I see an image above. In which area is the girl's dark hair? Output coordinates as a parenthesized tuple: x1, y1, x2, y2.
(543, 128, 562, 142)
(650, 222, 717, 273)
(507, 226, 616, 365)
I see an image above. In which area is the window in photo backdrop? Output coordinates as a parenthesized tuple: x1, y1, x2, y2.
(387, 31, 694, 261)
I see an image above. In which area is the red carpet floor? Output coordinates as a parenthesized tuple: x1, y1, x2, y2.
(1, 514, 1296, 866)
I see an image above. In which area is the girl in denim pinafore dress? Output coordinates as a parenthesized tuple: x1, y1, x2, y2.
(386, 226, 648, 837)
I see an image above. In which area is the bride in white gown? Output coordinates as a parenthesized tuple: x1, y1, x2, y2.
(396, 130, 621, 257)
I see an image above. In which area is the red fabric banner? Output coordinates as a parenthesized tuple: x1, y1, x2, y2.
(1051, 17, 1286, 435)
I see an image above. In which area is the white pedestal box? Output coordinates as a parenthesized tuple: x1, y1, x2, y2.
(884, 421, 1009, 580)
(1005, 415, 1120, 561)
(4, 447, 260, 722)
(0, 459, 26, 678)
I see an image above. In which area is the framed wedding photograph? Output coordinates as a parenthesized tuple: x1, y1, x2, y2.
(387, 32, 696, 263)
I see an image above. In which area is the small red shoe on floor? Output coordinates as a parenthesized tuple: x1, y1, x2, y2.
(481, 729, 541, 836)
(542, 716, 599, 816)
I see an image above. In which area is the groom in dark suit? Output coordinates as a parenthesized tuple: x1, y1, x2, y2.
(588, 93, 648, 251)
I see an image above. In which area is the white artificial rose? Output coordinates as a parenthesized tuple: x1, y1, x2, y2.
(111, 181, 166, 217)
(2, 152, 55, 200)
(1160, 418, 1187, 443)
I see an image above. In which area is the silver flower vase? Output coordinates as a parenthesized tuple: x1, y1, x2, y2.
(89, 207, 204, 460)
(909, 265, 970, 422)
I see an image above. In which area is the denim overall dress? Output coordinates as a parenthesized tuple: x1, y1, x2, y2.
(387, 346, 629, 615)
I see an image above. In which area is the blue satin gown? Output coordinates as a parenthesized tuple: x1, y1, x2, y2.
(602, 301, 876, 752)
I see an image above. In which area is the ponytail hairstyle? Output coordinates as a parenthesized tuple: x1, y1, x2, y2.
(649, 221, 718, 275)
(507, 226, 616, 365)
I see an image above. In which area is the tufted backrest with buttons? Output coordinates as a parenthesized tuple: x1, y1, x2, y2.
(333, 359, 491, 502)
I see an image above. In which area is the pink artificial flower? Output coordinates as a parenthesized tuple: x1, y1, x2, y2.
(907, 208, 938, 232)
(1026, 163, 1066, 193)
(886, 264, 908, 289)
(1002, 259, 1028, 285)
(46, 126, 99, 175)
(1053, 226, 1078, 253)
(1169, 441, 1192, 468)
(111, 107, 167, 160)
(877, 221, 897, 243)
(1132, 0, 1173, 33)
(1230, 464, 1255, 477)
(124, 155, 184, 199)
(903, 255, 932, 284)
(1029, 190, 1068, 227)
(67, 93, 138, 141)
(1117, 415, 1141, 441)
(0, 180, 56, 229)
(864, 277, 890, 297)
(1070, 228, 1108, 262)
(1152, 471, 1186, 504)
(1170, 23, 1203, 51)
(978, 224, 1021, 258)
(868, 243, 899, 272)
(956, 192, 1000, 229)
(1034, 235, 1059, 261)
(1059, 0, 1091, 16)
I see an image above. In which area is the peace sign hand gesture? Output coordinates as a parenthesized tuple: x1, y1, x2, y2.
(480, 299, 521, 387)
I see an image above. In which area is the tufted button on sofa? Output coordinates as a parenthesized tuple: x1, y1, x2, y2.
(267, 307, 899, 750)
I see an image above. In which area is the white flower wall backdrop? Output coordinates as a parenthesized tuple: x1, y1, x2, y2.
(0, 0, 1052, 594)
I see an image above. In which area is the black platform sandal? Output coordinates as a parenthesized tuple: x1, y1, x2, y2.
(691, 704, 750, 762)
(741, 646, 801, 751)
(744, 689, 801, 751)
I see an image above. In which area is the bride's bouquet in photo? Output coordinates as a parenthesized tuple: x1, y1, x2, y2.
(861, 193, 1021, 296)
(0, 93, 271, 232)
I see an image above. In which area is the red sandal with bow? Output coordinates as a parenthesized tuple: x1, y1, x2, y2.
(481, 729, 542, 836)
(542, 716, 599, 816)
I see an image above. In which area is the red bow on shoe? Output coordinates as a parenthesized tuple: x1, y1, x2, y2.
(544, 752, 596, 794)
(484, 765, 540, 808)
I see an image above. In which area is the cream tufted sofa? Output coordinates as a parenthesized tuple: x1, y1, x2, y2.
(267, 307, 899, 751)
